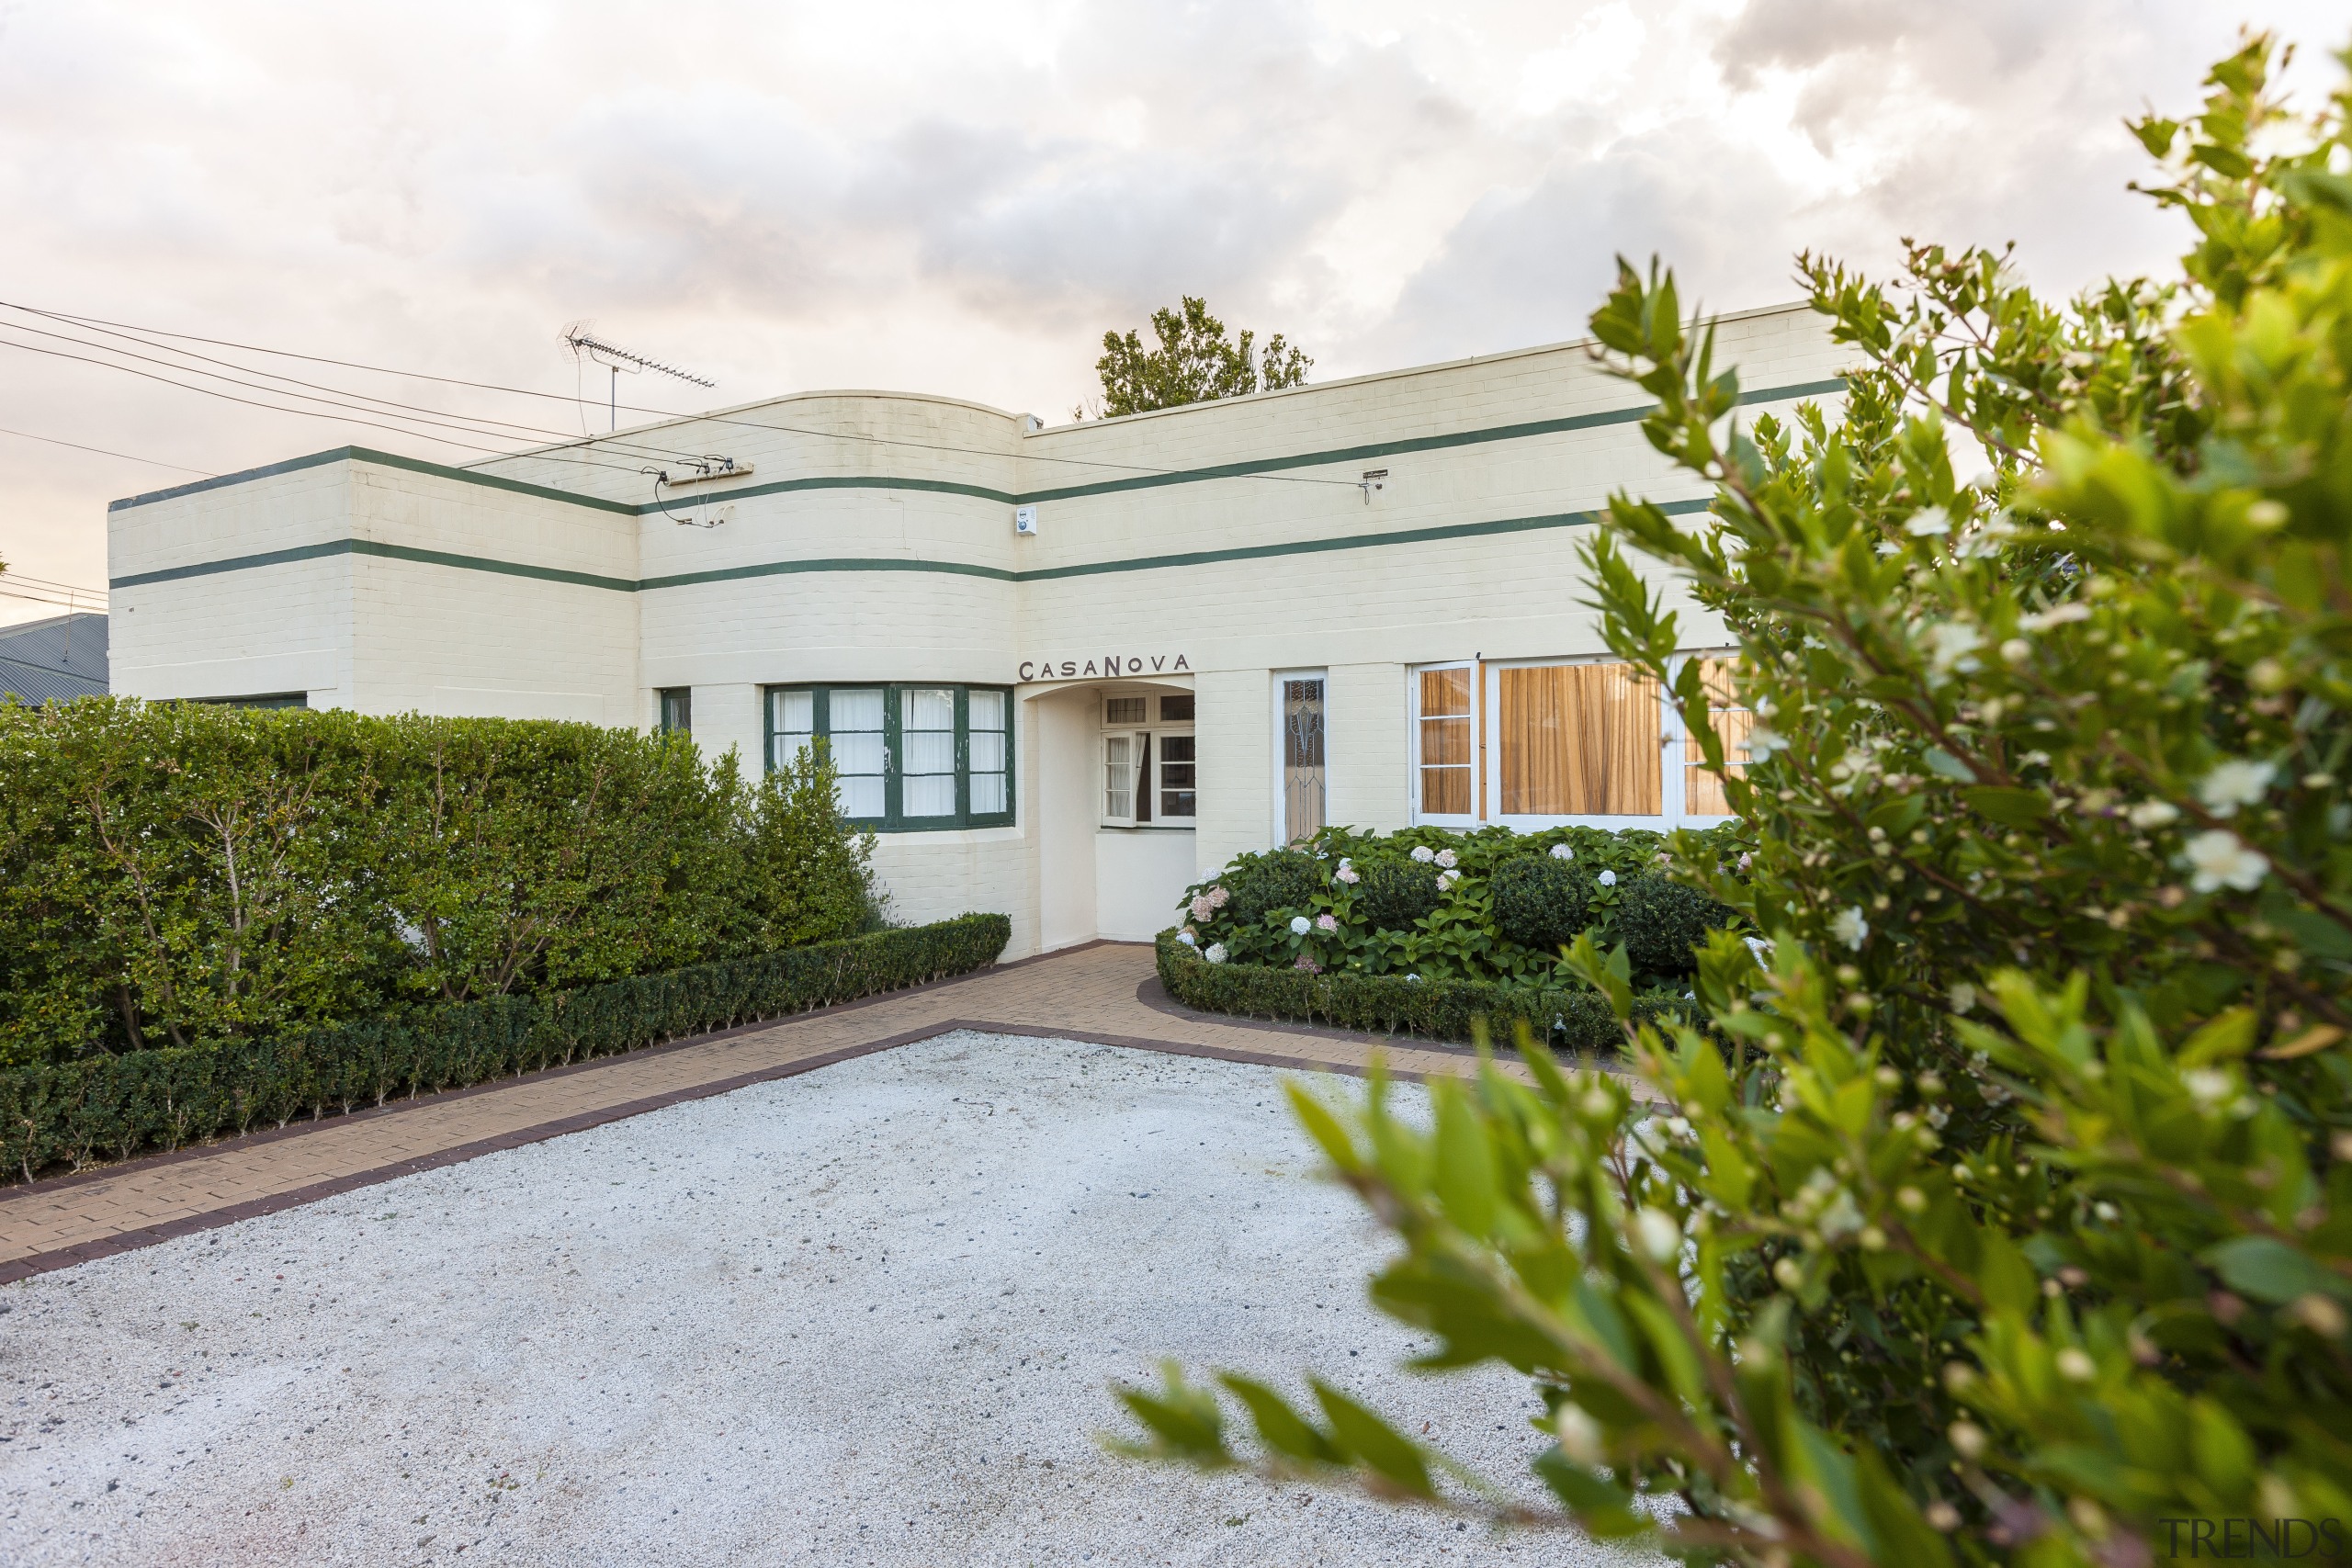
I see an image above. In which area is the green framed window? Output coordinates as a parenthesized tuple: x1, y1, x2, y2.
(763, 683, 1013, 832)
(658, 687, 692, 736)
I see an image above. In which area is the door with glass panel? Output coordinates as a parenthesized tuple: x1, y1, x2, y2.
(1282, 677, 1325, 843)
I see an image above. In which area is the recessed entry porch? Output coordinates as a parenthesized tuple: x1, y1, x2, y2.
(1026, 676, 1197, 947)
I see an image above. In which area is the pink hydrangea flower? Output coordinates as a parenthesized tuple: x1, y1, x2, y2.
(1189, 895, 1215, 921)
(1207, 886, 1229, 908)
(1316, 913, 1338, 931)
(1293, 955, 1322, 974)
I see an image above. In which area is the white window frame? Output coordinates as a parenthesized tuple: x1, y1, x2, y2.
(1101, 690, 1197, 830)
(1408, 660, 1480, 828)
(1401, 649, 1740, 831)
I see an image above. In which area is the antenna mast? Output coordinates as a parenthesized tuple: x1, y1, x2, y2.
(560, 323, 716, 432)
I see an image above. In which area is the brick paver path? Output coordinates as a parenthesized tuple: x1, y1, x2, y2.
(0, 942, 1621, 1285)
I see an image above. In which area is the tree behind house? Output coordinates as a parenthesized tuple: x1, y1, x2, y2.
(1091, 295, 1311, 417)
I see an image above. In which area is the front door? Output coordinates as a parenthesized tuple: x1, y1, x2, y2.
(1282, 676, 1326, 844)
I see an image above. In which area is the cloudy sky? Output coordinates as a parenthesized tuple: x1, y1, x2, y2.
(0, 0, 2339, 621)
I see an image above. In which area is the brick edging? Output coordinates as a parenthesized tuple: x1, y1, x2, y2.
(0, 1014, 1437, 1286)
(1, 943, 1094, 1204)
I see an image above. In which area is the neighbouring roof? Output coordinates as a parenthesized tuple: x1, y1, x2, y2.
(0, 611, 107, 705)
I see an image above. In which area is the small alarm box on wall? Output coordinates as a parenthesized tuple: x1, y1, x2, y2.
(1013, 505, 1038, 535)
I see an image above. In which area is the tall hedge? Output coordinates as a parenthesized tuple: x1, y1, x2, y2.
(0, 912, 1008, 1182)
(0, 698, 877, 1066)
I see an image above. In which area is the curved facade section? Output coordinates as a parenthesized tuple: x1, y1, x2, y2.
(105, 304, 1846, 959)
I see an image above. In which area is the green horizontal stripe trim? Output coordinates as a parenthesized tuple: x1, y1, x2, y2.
(109, 446, 639, 515)
(641, 557, 1017, 590)
(111, 537, 638, 592)
(647, 474, 1015, 511)
(116, 498, 1713, 593)
(111, 377, 1845, 519)
(1012, 377, 1848, 504)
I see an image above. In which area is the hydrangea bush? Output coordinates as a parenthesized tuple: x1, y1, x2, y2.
(1115, 37, 2352, 1565)
(1174, 824, 1742, 987)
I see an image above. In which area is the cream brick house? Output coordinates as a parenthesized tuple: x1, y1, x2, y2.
(107, 303, 1845, 958)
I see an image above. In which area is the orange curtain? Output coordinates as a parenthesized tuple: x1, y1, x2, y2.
(1418, 667, 1473, 814)
(1683, 656, 1752, 817)
(1498, 662, 1660, 815)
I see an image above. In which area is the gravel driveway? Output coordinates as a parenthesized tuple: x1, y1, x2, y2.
(1, 1031, 1649, 1566)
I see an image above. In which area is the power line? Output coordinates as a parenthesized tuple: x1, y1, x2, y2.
(0, 331, 660, 479)
(0, 582, 106, 611)
(0, 423, 213, 476)
(0, 305, 705, 468)
(0, 318, 697, 471)
(3, 569, 109, 595)
(8, 299, 1359, 491)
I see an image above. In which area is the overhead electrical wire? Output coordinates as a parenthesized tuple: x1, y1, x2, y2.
(0, 323, 691, 478)
(0, 423, 213, 476)
(0, 307, 706, 468)
(1, 300, 1361, 491)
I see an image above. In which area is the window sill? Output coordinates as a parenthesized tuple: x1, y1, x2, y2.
(1097, 823, 1197, 833)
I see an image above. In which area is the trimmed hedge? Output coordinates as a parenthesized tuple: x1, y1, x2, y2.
(0, 912, 1009, 1184)
(1155, 932, 1692, 1054)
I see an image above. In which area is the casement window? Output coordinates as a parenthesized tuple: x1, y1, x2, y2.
(764, 683, 1014, 831)
(1102, 692, 1196, 828)
(1411, 664, 1477, 824)
(1410, 655, 1747, 829)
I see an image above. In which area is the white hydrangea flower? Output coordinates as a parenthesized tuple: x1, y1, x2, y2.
(1204, 942, 1227, 964)
(2126, 801, 2181, 829)
(1177, 931, 1197, 947)
(1550, 843, 1574, 861)
(1434, 848, 1458, 869)
(1436, 870, 1460, 890)
(2184, 829, 2269, 893)
(1410, 845, 1436, 863)
(1744, 935, 1774, 965)
(1832, 906, 1870, 950)
(1405, 973, 1422, 984)
(1289, 915, 1312, 936)
(2198, 759, 2276, 818)
(1598, 870, 1617, 886)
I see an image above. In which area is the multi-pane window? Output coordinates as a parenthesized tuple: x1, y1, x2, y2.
(1410, 656, 1745, 828)
(1683, 658, 1751, 818)
(764, 684, 1014, 831)
(1102, 693, 1197, 827)
(1414, 665, 1475, 820)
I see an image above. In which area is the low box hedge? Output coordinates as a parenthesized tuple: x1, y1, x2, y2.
(0, 912, 1010, 1184)
(1154, 932, 1692, 1054)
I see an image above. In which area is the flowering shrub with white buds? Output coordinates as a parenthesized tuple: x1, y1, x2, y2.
(1118, 37, 2352, 1565)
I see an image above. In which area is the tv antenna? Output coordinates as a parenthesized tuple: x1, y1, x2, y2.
(560, 322, 715, 432)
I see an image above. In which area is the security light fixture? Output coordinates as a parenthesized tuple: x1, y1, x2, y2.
(1013, 505, 1038, 536)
